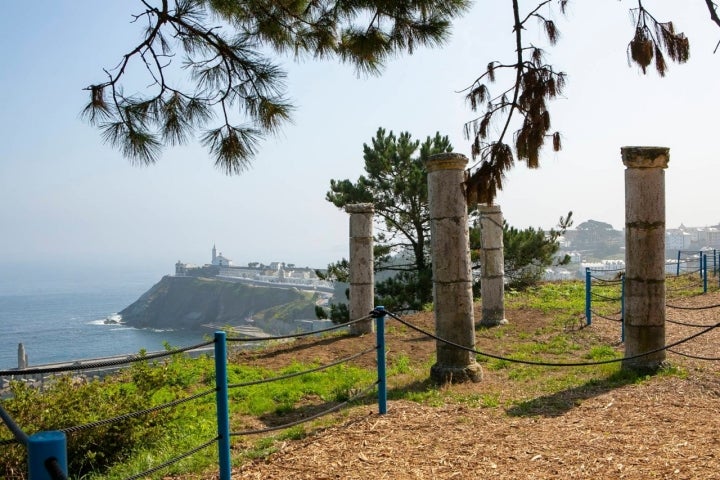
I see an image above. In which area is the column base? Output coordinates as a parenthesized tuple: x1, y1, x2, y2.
(430, 362, 483, 384)
(349, 319, 374, 336)
(622, 359, 671, 375)
(479, 318, 509, 327)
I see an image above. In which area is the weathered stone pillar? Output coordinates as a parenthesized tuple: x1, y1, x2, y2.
(479, 204, 507, 326)
(18, 343, 27, 369)
(426, 153, 482, 384)
(346, 203, 375, 335)
(622, 146, 668, 372)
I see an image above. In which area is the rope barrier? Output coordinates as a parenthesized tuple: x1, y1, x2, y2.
(45, 457, 68, 480)
(587, 267, 626, 273)
(589, 310, 622, 322)
(61, 388, 215, 435)
(227, 347, 376, 389)
(0, 340, 216, 377)
(666, 302, 720, 311)
(226, 315, 373, 343)
(229, 381, 378, 437)
(122, 436, 219, 480)
(590, 292, 622, 302)
(666, 318, 718, 327)
(589, 276, 624, 284)
(667, 349, 720, 361)
(385, 310, 720, 367)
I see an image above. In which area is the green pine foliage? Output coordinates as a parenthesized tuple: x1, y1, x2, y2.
(324, 127, 453, 313)
(471, 211, 572, 291)
(83, 0, 470, 171)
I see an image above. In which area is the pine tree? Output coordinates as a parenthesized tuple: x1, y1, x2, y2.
(81, 0, 470, 172)
(325, 127, 452, 312)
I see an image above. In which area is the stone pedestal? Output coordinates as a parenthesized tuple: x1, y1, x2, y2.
(426, 153, 482, 384)
(621, 146, 669, 372)
(346, 203, 375, 335)
(479, 204, 507, 326)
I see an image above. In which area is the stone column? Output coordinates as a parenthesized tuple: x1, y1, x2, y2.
(18, 343, 28, 369)
(622, 146, 669, 372)
(346, 203, 375, 335)
(426, 153, 482, 384)
(479, 204, 507, 326)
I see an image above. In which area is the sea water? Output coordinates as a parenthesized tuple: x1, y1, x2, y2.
(0, 269, 209, 371)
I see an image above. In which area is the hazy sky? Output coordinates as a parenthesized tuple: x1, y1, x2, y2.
(1, 1, 719, 284)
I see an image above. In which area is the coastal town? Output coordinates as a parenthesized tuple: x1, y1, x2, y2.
(174, 245, 334, 293)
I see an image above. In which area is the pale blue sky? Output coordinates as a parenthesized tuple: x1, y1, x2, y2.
(1, 1, 719, 285)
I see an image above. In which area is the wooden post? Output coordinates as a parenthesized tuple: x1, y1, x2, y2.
(426, 153, 482, 383)
(621, 146, 669, 372)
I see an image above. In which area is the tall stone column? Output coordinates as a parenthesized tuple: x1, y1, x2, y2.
(346, 203, 375, 335)
(18, 343, 28, 369)
(622, 146, 669, 372)
(426, 153, 482, 384)
(479, 204, 507, 326)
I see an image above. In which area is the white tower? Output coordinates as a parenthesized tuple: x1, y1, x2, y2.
(212, 244, 217, 264)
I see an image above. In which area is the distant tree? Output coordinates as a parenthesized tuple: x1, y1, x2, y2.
(471, 211, 573, 291)
(568, 219, 623, 260)
(324, 127, 452, 312)
(82, 0, 470, 172)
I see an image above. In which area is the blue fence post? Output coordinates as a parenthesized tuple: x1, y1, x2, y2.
(374, 306, 387, 415)
(214, 331, 231, 480)
(703, 254, 708, 293)
(620, 274, 626, 343)
(676, 250, 681, 276)
(28, 431, 67, 480)
(584, 268, 592, 325)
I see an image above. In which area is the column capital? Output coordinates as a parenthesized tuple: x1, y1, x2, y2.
(621, 146, 669, 169)
(426, 152, 468, 172)
(345, 203, 375, 214)
(478, 204, 502, 214)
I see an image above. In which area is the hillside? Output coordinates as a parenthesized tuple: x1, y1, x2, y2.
(119, 275, 320, 332)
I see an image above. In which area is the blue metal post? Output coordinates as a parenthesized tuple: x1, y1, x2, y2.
(584, 268, 592, 325)
(28, 431, 67, 480)
(620, 274, 626, 343)
(676, 250, 681, 276)
(214, 331, 231, 480)
(703, 254, 708, 293)
(375, 306, 387, 415)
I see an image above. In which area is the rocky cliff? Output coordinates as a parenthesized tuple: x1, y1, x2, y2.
(120, 276, 319, 332)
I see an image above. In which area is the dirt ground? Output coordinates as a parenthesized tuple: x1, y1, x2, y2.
(223, 292, 720, 480)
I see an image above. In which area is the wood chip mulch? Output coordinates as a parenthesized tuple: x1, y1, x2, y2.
(228, 292, 720, 480)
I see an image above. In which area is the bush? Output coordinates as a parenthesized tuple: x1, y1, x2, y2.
(0, 357, 190, 478)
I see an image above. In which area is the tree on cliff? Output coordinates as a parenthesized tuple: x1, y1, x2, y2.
(81, 0, 470, 173)
(324, 127, 452, 312)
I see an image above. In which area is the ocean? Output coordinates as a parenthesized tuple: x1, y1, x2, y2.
(0, 270, 209, 371)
